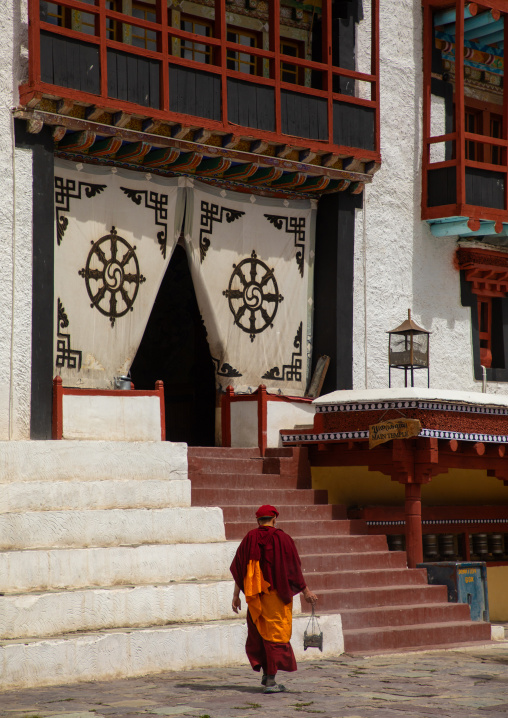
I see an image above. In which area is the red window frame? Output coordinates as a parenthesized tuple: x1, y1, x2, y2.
(422, 0, 508, 223)
(23, 0, 381, 160)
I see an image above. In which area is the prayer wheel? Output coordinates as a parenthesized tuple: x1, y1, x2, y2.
(423, 533, 439, 560)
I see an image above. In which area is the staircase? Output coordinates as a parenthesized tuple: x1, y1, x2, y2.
(0, 440, 343, 691)
(189, 446, 492, 654)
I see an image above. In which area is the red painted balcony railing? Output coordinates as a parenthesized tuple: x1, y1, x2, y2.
(422, 0, 508, 225)
(22, 0, 380, 162)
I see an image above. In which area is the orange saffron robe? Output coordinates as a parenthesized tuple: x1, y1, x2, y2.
(244, 559, 293, 643)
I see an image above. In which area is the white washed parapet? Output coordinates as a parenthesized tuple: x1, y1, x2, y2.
(0, 479, 191, 513)
(0, 507, 226, 550)
(0, 441, 187, 483)
(0, 542, 239, 593)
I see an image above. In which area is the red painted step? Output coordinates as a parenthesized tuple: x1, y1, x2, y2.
(307, 568, 429, 591)
(293, 534, 389, 554)
(339, 602, 472, 629)
(192, 487, 328, 506)
(300, 551, 409, 572)
(343, 621, 492, 654)
(221, 504, 348, 522)
(191, 473, 306, 489)
(225, 519, 367, 540)
(188, 446, 491, 655)
(304, 584, 449, 611)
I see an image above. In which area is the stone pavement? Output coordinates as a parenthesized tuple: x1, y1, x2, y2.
(2, 643, 508, 718)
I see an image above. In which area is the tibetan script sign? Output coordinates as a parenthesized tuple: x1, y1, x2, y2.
(369, 418, 421, 449)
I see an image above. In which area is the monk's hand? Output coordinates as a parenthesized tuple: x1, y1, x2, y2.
(232, 595, 242, 614)
(303, 587, 318, 605)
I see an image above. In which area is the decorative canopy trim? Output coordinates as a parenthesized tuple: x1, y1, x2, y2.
(315, 398, 508, 415)
(15, 109, 371, 200)
(457, 246, 508, 298)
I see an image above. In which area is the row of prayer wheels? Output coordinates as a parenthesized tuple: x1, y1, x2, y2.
(387, 533, 508, 561)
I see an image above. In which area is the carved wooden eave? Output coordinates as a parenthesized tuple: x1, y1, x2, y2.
(14, 108, 376, 199)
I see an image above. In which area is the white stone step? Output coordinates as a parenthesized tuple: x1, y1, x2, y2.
(0, 541, 239, 593)
(0, 479, 190, 513)
(0, 614, 344, 690)
(0, 580, 302, 640)
(0, 507, 225, 550)
(0, 440, 187, 483)
(0, 582, 235, 639)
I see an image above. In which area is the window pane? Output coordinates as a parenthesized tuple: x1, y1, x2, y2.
(180, 15, 213, 64)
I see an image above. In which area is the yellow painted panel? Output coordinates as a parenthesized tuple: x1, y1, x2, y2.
(311, 466, 508, 508)
(311, 466, 405, 506)
(486, 566, 508, 621)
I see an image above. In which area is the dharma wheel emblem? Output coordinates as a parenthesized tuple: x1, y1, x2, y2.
(223, 250, 283, 342)
(79, 226, 146, 327)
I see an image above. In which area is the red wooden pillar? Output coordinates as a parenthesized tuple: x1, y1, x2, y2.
(257, 384, 268, 456)
(52, 376, 64, 440)
(221, 385, 234, 447)
(404, 482, 423, 568)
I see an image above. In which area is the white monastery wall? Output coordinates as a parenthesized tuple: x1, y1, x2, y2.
(0, 0, 32, 440)
(355, 0, 501, 396)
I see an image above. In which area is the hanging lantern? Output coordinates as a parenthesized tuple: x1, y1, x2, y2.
(387, 309, 431, 388)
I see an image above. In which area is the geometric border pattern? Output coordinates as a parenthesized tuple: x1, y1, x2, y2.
(367, 518, 508, 527)
(315, 400, 508, 416)
(281, 427, 508, 445)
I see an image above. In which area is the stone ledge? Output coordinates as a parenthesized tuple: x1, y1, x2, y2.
(0, 614, 344, 690)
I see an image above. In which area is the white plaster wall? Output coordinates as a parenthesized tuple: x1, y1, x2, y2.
(266, 402, 315, 447)
(0, 1, 32, 440)
(230, 402, 258, 447)
(62, 394, 163, 441)
(355, 1, 497, 396)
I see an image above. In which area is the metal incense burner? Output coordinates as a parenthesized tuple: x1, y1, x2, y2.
(303, 605, 323, 651)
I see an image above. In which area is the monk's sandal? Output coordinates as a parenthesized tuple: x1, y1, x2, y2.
(264, 683, 286, 694)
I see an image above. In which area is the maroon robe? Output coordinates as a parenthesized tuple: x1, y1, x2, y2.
(230, 526, 307, 675)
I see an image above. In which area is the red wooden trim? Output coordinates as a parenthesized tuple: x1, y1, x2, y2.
(158, 0, 169, 114)
(465, 158, 508, 173)
(455, 0, 466, 206)
(39, 21, 102, 44)
(271, 0, 281, 136)
(155, 379, 166, 441)
(106, 6, 160, 32)
(464, 132, 508, 149)
(372, 0, 380, 155)
(323, 0, 333, 146)
(257, 384, 268, 456)
(428, 159, 458, 169)
(422, 1, 432, 214)
(47, 0, 100, 12)
(427, 132, 458, 144)
(422, 203, 460, 219)
(57, 387, 164, 397)
(52, 376, 64, 440)
(217, 0, 227, 126)
(331, 93, 377, 109)
(28, 0, 41, 85)
(98, 0, 107, 105)
(221, 385, 234, 447)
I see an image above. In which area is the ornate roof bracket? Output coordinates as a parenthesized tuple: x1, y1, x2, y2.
(14, 108, 371, 199)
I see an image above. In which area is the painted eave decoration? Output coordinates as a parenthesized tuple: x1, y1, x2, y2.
(14, 109, 375, 200)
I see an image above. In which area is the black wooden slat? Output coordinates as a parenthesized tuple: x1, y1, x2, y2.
(226, 79, 274, 132)
(333, 101, 375, 150)
(466, 168, 505, 210)
(281, 90, 327, 140)
(427, 167, 456, 207)
(107, 49, 159, 108)
(169, 66, 220, 120)
(40, 31, 100, 94)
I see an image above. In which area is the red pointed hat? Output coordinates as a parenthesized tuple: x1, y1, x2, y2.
(256, 504, 279, 519)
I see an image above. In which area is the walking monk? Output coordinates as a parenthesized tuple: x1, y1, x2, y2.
(230, 504, 318, 694)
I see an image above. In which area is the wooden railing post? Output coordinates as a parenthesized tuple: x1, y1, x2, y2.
(155, 380, 165, 441)
(257, 384, 268, 456)
(221, 385, 234, 447)
(52, 376, 63, 440)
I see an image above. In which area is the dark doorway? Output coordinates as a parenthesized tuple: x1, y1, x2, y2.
(130, 244, 216, 446)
